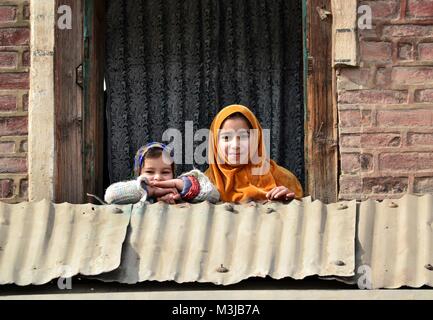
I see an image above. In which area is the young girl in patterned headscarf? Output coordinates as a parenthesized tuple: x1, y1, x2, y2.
(104, 142, 219, 205)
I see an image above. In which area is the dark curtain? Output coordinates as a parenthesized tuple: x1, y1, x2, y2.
(105, 0, 304, 186)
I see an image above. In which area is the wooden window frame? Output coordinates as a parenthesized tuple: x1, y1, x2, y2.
(54, 0, 105, 203)
(304, 0, 338, 203)
(53, 0, 338, 204)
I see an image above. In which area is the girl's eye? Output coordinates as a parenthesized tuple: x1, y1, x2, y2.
(240, 134, 249, 140)
(145, 171, 154, 174)
(221, 136, 230, 141)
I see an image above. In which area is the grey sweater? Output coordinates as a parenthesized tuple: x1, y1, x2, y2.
(104, 169, 220, 205)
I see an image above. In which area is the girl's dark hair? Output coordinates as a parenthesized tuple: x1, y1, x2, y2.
(134, 145, 175, 177)
(143, 147, 175, 172)
(144, 147, 164, 159)
(222, 112, 252, 129)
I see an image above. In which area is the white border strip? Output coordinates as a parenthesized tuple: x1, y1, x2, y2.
(1, 290, 433, 300)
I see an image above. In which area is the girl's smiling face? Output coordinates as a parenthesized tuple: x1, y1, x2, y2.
(140, 155, 174, 181)
(218, 117, 251, 166)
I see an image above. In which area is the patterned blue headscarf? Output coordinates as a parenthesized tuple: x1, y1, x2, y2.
(133, 142, 175, 177)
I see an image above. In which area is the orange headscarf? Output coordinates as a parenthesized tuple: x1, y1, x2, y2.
(205, 104, 303, 202)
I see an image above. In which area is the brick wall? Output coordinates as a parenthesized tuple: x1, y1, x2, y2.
(338, 0, 433, 200)
(0, 1, 29, 203)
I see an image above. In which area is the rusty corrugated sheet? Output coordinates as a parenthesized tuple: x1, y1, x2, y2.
(354, 193, 433, 289)
(0, 199, 131, 286)
(95, 197, 357, 285)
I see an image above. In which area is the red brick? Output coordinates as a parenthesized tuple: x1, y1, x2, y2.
(360, 1, 400, 19)
(359, 25, 379, 39)
(377, 110, 433, 127)
(340, 134, 361, 148)
(0, 141, 15, 153)
(0, 6, 17, 22)
(362, 194, 405, 200)
(0, 157, 27, 173)
(0, 28, 29, 46)
(341, 153, 361, 173)
(376, 67, 391, 86)
(361, 154, 373, 171)
(392, 67, 433, 85)
(339, 110, 372, 127)
(23, 5, 30, 20)
(415, 89, 433, 102)
(20, 140, 27, 152)
(360, 41, 392, 62)
(418, 43, 433, 61)
(338, 68, 370, 90)
(339, 90, 407, 104)
(398, 43, 413, 60)
(22, 93, 28, 111)
(0, 95, 16, 111)
(407, 0, 433, 18)
(383, 25, 433, 37)
(22, 50, 30, 67)
(379, 152, 433, 171)
(361, 133, 401, 147)
(19, 179, 27, 198)
(408, 132, 433, 145)
(414, 176, 433, 193)
(0, 179, 13, 198)
(339, 176, 362, 194)
(341, 153, 373, 173)
(0, 117, 28, 135)
(362, 177, 408, 194)
(0, 52, 17, 68)
(0, 73, 29, 89)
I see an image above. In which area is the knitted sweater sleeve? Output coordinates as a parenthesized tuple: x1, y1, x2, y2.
(179, 169, 220, 203)
(104, 176, 148, 205)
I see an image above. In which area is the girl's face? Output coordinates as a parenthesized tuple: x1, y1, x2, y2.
(218, 118, 250, 166)
(140, 156, 174, 181)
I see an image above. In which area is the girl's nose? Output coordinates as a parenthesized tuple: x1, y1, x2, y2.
(232, 136, 241, 148)
(153, 174, 162, 181)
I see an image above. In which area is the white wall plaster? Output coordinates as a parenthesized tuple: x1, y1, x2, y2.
(28, 0, 56, 201)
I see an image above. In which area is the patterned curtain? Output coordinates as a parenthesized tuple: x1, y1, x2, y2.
(105, 0, 304, 186)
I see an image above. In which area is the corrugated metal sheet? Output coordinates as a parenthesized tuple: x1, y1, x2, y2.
(0, 199, 131, 286)
(95, 198, 357, 285)
(354, 193, 433, 289)
(2, 193, 430, 289)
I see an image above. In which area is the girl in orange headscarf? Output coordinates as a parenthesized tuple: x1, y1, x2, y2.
(205, 104, 303, 203)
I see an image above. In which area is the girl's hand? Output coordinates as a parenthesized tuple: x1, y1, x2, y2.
(266, 186, 295, 201)
(157, 192, 181, 204)
(146, 185, 180, 199)
(148, 179, 184, 192)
